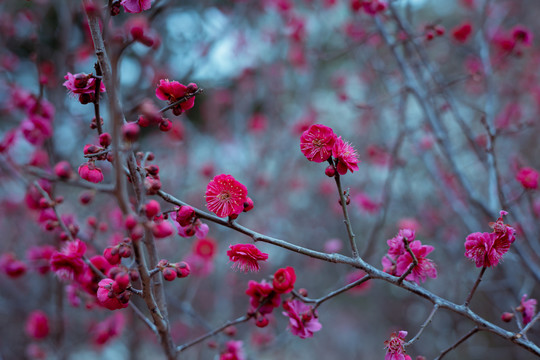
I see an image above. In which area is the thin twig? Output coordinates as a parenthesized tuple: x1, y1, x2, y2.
(405, 304, 439, 346)
(435, 327, 479, 360)
(464, 266, 487, 307)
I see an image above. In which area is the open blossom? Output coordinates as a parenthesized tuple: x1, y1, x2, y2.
(63, 72, 105, 95)
(282, 299, 322, 339)
(273, 267, 296, 294)
(50, 239, 87, 280)
(245, 280, 281, 315)
(155, 79, 197, 115)
(382, 229, 437, 284)
(227, 244, 268, 273)
(519, 294, 537, 325)
(121, 0, 152, 13)
(395, 240, 437, 285)
(384, 331, 410, 360)
(465, 211, 515, 267)
(516, 167, 539, 189)
(300, 124, 337, 163)
(78, 162, 104, 183)
(205, 174, 248, 218)
(332, 136, 360, 175)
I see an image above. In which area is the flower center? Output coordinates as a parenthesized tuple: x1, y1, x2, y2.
(218, 191, 231, 201)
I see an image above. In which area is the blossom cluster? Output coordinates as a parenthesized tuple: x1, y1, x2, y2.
(464, 210, 516, 268)
(381, 229, 437, 285)
(300, 124, 359, 175)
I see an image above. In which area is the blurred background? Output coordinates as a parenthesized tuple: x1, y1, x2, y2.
(0, 0, 539, 358)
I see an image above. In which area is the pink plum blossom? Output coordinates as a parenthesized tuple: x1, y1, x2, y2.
(300, 124, 337, 163)
(282, 299, 322, 339)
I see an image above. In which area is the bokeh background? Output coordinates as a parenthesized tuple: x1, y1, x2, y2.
(1, 0, 540, 359)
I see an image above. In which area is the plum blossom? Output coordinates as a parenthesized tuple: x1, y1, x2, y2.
(155, 79, 197, 115)
(332, 136, 360, 175)
(282, 299, 322, 339)
(78, 162, 104, 183)
(96, 278, 130, 310)
(384, 331, 410, 360)
(519, 294, 537, 325)
(205, 174, 248, 218)
(300, 124, 336, 163)
(272, 267, 296, 294)
(516, 167, 539, 189)
(465, 211, 515, 267)
(50, 239, 87, 280)
(382, 229, 437, 284)
(63, 72, 105, 96)
(245, 280, 281, 315)
(120, 0, 152, 13)
(227, 244, 268, 273)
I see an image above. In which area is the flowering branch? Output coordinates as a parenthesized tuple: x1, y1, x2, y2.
(464, 266, 487, 307)
(92, 62, 103, 135)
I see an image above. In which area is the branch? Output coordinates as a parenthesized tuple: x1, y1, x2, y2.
(464, 266, 487, 307)
(435, 327, 479, 360)
(405, 304, 439, 346)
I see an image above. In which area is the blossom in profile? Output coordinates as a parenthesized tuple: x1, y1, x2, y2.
(155, 79, 197, 115)
(121, 0, 152, 13)
(518, 294, 537, 325)
(205, 174, 248, 218)
(332, 136, 360, 175)
(63, 72, 105, 96)
(465, 212, 515, 268)
(384, 331, 410, 360)
(227, 244, 268, 273)
(78, 162, 104, 183)
(273, 267, 296, 294)
(300, 124, 337, 163)
(282, 299, 322, 339)
(516, 167, 539, 189)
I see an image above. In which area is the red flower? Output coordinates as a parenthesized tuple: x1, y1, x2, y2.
(519, 294, 537, 325)
(464, 232, 510, 268)
(245, 280, 281, 315)
(97, 278, 130, 311)
(50, 239, 87, 280)
(384, 331, 408, 360)
(25, 311, 49, 340)
(273, 267, 296, 294)
(63, 72, 105, 96)
(452, 22, 473, 43)
(395, 240, 437, 285)
(227, 244, 268, 273)
(516, 167, 539, 189)
(78, 162, 104, 183)
(512, 25, 533, 47)
(205, 174, 248, 218)
(120, 0, 152, 13)
(332, 136, 360, 175)
(219, 340, 245, 360)
(300, 124, 337, 163)
(282, 299, 322, 339)
(155, 79, 197, 115)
